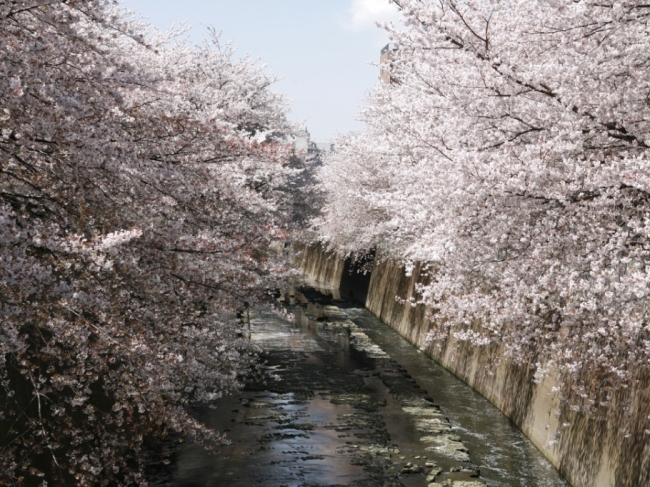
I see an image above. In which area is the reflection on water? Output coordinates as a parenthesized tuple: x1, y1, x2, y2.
(345, 307, 567, 487)
(162, 301, 568, 487)
(167, 308, 399, 486)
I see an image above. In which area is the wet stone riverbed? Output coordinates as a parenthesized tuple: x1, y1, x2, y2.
(150, 288, 568, 487)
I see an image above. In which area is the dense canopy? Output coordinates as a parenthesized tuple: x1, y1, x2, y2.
(1, 0, 296, 484)
(317, 0, 650, 412)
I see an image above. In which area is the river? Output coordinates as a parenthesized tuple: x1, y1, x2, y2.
(150, 287, 568, 487)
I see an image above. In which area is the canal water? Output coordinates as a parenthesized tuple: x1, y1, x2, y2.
(154, 289, 568, 487)
(345, 306, 567, 487)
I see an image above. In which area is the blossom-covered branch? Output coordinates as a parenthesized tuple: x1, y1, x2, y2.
(316, 0, 650, 414)
(1, 1, 297, 484)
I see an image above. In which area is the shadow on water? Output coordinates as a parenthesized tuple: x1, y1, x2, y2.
(344, 306, 568, 487)
(151, 292, 568, 487)
(157, 307, 403, 487)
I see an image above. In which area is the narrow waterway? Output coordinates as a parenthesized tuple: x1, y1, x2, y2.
(154, 288, 568, 487)
(344, 307, 567, 487)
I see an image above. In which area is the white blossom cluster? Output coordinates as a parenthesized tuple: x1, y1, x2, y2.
(316, 0, 650, 414)
(1, 1, 297, 484)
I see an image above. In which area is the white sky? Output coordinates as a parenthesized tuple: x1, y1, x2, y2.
(118, 0, 401, 143)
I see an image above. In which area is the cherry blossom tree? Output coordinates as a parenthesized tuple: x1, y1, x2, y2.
(317, 0, 650, 412)
(1, 1, 296, 484)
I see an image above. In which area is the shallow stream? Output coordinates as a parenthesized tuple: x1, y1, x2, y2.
(154, 289, 568, 487)
(345, 306, 567, 487)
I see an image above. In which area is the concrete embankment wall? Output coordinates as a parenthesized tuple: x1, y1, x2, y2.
(294, 243, 345, 290)
(297, 244, 650, 487)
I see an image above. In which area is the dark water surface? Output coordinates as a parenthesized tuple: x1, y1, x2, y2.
(156, 294, 568, 487)
(345, 307, 567, 487)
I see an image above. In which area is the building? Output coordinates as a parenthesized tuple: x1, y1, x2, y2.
(293, 127, 310, 152)
(313, 142, 336, 154)
(292, 127, 335, 156)
(380, 43, 398, 84)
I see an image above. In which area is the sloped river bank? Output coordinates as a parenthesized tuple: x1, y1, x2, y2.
(151, 288, 568, 487)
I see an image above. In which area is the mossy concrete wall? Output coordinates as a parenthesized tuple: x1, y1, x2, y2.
(298, 244, 650, 487)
